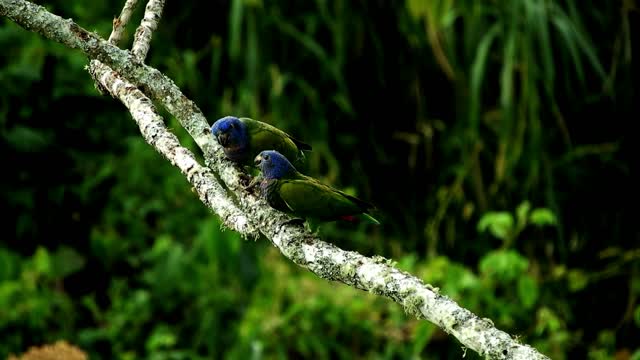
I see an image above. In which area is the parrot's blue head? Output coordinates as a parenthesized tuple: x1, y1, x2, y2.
(254, 150, 297, 179)
(211, 116, 249, 152)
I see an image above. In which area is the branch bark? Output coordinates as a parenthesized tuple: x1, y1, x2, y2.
(88, 61, 258, 236)
(0, 1, 550, 359)
(131, 0, 164, 60)
(107, 0, 139, 45)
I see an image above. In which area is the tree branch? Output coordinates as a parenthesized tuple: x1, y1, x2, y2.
(0, 1, 550, 358)
(87, 61, 259, 237)
(108, 0, 139, 45)
(131, 0, 164, 61)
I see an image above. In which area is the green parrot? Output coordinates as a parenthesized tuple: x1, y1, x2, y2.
(254, 150, 380, 225)
(210, 116, 312, 167)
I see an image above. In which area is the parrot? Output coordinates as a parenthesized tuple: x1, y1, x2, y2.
(253, 150, 380, 225)
(210, 116, 312, 167)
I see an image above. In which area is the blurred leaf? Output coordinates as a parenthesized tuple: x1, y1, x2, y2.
(146, 325, 177, 352)
(479, 249, 528, 282)
(332, 93, 354, 115)
(422, 255, 480, 302)
(406, 0, 429, 20)
(78, 160, 116, 201)
(562, 12, 607, 81)
(499, 27, 516, 115)
(530, 0, 555, 90)
(516, 201, 531, 227)
(274, 21, 329, 63)
(547, 3, 608, 85)
(51, 246, 86, 279)
(629, 267, 640, 293)
(517, 275, 539, 309)
(567, 269, 589, 292)
(469, 23, 500, 129)
(228, 0, 244, 61)
(591, 329, 616, 358)
(535, 307, 563, 335)
(0, 248, 20, 281)
(529, 208, 557, 226)
(406, 0, 428, 19)
(477, 212, 514, 240)
(2, 126, 52, 152)
(32, 246, 52, 276)
(0, 281, 21, 309)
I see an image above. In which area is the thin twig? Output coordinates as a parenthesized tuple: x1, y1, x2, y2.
(108, 0, 140, 45)
(132, 0, 164, 61)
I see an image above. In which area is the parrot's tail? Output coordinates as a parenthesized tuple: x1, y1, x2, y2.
(339, 213, 380, 225)
(362, 213, 380, 225)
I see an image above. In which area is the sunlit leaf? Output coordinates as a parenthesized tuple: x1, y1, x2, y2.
(530, 208, 558, 226)
(32, 247, 51, 276)
(516, 201, 531, 227)
(146, 325, 177, 351)
(477, 212, 514, 240)
(567, 269, 588, 292)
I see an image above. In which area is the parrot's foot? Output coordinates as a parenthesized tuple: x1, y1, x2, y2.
(242, 175, 263, 193)
(238, 173, 253, 188)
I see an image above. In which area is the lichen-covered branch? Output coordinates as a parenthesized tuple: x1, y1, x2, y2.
(0, 1, 550, 358)
(87, 60, 259, 237)
(131, 0, 164, 60)
(108, 0, 139, 45)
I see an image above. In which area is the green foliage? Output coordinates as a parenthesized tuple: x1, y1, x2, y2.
(477, 201, 557, 247)
(529, 208, 558, 227)
(1, 0, 638, 359)
(477, 212, 514, 241)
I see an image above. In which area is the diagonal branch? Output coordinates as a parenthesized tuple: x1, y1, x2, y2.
(87, 61, 259, 237)
(108, 0, 140, 45)
(0, 1, 550, 359)
(131, 0, 164, 61)
(93, 0, 141, 95)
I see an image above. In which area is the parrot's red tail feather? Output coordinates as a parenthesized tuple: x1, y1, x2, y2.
(339, 215, 358, 222)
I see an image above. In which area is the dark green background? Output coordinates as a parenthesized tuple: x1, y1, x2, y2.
(1, 0, 638, 359)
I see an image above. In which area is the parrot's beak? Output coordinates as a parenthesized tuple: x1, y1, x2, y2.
(218, 132, 229, 146)
(254, 154, 263, 166)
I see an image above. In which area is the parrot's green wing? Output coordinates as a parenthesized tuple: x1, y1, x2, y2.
(241, 118, 312, 159)
(247, 118, 312, 151)
(283, 133, 312, 151)
(277, 177, 375, 222)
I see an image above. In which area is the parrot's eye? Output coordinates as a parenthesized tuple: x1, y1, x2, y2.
(230, 123, 236, 129)
(264, 154, 270, 160)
